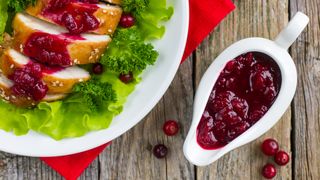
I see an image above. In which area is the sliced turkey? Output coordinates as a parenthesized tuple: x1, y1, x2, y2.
(13, 13, 111, 66)
(0, 74, 67, 107)
(0, 49, 90, 94)
(26, 0, 122, 35)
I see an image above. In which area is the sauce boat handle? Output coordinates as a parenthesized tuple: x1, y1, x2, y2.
(275, 12, 309, 50)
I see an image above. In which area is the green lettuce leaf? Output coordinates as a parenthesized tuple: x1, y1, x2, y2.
(0, 1, 8, 41)
(0, 0, 37, 40)
(123, 0, 174, 40)
(0, 71, 138, 140)
(136, 0, 174, 40)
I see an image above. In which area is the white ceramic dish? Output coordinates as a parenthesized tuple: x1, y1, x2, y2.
(0, 0, 189, 157)
(183, 12, 309, 166)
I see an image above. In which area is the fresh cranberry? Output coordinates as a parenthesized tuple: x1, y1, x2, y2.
(119, 13, 135, 28)
(262, 163, 277, 179)
(119, 72, 134, 84)
(261, 138, 279, 156)
(153, 144, 168, 158)
(274, 150, 290, 166)
(92, 63, 104, 75)
(163, 120, 179, 136)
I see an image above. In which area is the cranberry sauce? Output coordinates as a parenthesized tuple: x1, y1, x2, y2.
(197, 52, 281, 150)
(43, 0, 100, 34)
(9, 61, 62, 101)
(10, 63, 44, 101)
(24, 32, 83, 66)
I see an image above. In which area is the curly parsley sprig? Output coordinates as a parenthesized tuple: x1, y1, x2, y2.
(72, 78, 117, 112)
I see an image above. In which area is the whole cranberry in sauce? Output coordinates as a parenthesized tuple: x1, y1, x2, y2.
(197, 52, 281, 150)
(45, 1, 100, 34)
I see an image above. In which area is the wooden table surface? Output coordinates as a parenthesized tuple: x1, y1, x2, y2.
(0, 0, 319, 179)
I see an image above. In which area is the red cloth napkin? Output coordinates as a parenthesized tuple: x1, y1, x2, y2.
(41, 0, 235, 179)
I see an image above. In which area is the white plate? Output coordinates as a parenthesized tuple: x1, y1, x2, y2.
(0, 0, 189, 157)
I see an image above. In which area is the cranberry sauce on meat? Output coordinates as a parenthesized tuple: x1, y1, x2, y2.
(23, 32, 84, 66)
(197, 52, 281, 150)
(43, 0, 100, 34)
(9, 61, 62, 101)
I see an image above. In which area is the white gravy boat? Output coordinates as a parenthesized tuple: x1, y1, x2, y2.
(183, 12, 309, 166)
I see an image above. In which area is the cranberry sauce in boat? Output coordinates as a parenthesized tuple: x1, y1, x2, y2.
(42, 0, 100, 34)
(197, 52, 281, 150)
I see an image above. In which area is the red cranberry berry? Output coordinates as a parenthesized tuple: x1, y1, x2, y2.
(153, 144, 168, 159)
(119, 13, 135, 28)
(163, 120, 179, 136)
(32, 82, 49, 101)
(92, 63, 104, 75)
(262, 163, 277, 179)
(49, 0, 71, 10)
(224, 60, 236, 73)
(261, 138, 279, 156)
(78, 0, 99, 3)
(119, 72, 134, 84)
(83, 12, 100, 30)
(274, 150, 290, 166)
(62, 13, 84, 34)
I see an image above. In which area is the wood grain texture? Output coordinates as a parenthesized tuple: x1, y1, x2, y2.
(290, 0, 320, 179)
(100, 57, 195, 180)
(195, 0, 292, 179)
